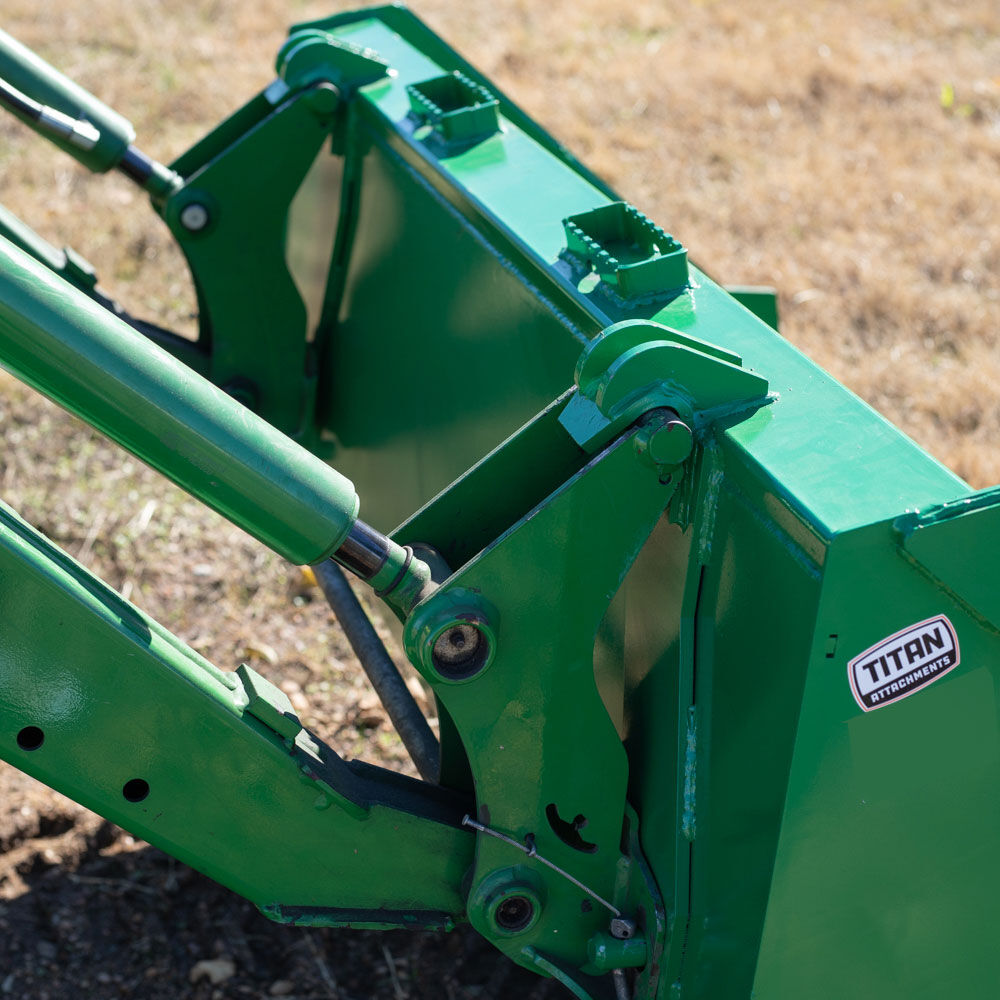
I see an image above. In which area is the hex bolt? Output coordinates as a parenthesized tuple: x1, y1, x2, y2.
(610, 917, 637, 940)
(179, 202, 210, 232)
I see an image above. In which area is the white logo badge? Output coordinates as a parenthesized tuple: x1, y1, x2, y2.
(848, 615, 959, 712)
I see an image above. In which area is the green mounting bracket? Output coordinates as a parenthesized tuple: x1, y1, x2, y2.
(162, 87, 340, 439)
(402, 424, 677, 989)
(277, 29, 390, 93)
(407, 71, 500, 147)
(562, 202, 688, 303)
(558, 319, 770, 454)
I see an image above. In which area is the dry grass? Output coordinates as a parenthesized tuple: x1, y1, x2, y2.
(0, 2, 998, 742)
(4, 1, 999, 481)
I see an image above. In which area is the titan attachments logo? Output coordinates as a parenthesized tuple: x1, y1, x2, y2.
(848, 615, 960, 712)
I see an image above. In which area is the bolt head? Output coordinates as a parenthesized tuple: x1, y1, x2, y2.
(179, 202, 210, 232)
(610, 916, 637, 939)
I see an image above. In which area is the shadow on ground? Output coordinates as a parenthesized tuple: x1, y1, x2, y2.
(0, 816, 563, 1000)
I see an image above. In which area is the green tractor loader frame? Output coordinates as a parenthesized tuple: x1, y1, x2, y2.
(0, 8, 998, 999)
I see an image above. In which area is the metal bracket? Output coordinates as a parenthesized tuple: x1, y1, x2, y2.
(558, 319, 769, 454)
(401, 421, 679, 990)
(277, 28, 389, 94)
(387, 322, 770, 989)
(162, 86, 341, 440)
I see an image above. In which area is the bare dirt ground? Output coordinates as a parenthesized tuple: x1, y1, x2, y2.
(0, 0, 998, 997)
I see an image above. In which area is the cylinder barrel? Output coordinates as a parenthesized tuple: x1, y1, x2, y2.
(0, 237, 359, 565)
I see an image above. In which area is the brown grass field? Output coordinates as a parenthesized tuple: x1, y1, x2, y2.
(0, 1, 998, 997)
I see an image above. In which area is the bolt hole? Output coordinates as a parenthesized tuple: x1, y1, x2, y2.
(122, 779, 150, 803)
(16, 726, 44, 751)
(494, 895, 534, 933)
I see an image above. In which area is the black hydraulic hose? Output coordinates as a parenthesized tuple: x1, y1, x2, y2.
(0, 71, 178, 196)
(0, 74, 99, 149)
(314, 561, 440, 783)
(0, 75, 36, 118)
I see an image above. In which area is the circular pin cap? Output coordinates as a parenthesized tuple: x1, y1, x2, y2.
(634, 410, 693, 469)
(467, 866, 545, 939)
(431, 620, 491, 680)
